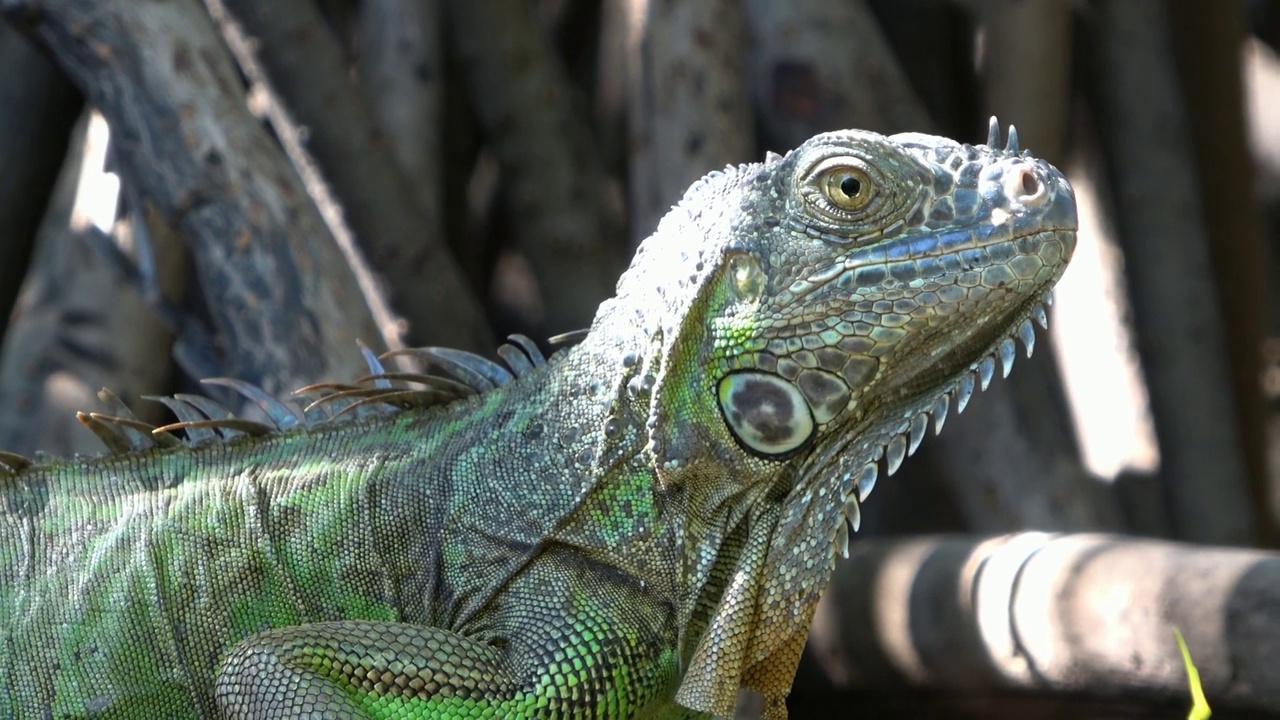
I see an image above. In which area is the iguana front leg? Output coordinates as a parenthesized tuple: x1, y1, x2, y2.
(215, 575, 689, 718)
(216, 620, 532, 717)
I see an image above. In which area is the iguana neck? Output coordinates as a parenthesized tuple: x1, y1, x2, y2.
(552, 323, 775, 625)
(574, 175, 797, 675)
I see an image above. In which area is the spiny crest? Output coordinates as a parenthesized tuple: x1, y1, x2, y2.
(826, 291, 1053, 559)
(0, 333, 576, 473)
(0, 450, 32, 473)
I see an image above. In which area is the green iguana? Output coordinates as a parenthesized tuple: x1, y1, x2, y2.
(0, 119, 1076, 719)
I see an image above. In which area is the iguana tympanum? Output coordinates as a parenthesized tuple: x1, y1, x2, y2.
(0, 120, 1076, 719)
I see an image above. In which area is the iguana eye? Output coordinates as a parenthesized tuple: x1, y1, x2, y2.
(820, 165, 874, 211)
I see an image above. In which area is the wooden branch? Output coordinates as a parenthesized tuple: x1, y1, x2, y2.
(789, 688, 1193, 720)
(447, 0, 621, 334)
(915, 372, 1125, 533)
(1083, 0, 1257, 546)
(0, 113, 184, 456)
(354, 0, 443, 241)
(4, 0, 385, 396)
(978, 0, 1070, 166)
(0, 20, 80, 340)
(864, 0, 978, 137)
(214, 0, 492, 352)
(1168, 0, 1275, 548)
(625, 0, 755, 244)
(799, 533, 1280, 714)
(745, 0, 933, 147)
(594, 0, 629, 175)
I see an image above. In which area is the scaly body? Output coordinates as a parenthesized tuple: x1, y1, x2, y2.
(1, 121, 1076, 718)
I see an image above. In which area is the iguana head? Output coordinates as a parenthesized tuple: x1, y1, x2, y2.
(740, 122, 1077, 711)
(605, 119, 1076, 714)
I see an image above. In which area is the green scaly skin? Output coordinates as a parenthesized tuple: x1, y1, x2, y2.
(0, 121, 1076, 718)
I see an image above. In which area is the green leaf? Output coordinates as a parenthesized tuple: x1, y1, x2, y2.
(1174, 626, 1211, 720)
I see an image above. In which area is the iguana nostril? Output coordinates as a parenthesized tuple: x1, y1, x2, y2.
(1007, 166, 1045, 204)
(1021, 171, 1039, 196)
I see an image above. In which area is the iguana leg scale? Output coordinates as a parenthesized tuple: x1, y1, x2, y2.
(217, 621, 514, 718)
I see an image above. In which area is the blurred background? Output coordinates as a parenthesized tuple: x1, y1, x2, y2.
(1, 0, 1278, 717)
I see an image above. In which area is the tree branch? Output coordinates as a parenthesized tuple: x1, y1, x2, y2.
(745, 0, 932, 147)
(0, 113, 185, 456)
(214, 0, 492, 352)
(4, 0, 384, 396)
(798, 533, 1280, 715)
(625, 0, 755, 244)
(1168, 0, 1275, 548)
(447, 0, 622, 334)
(0, 20, 80, 339)
(1084, 0, 1257, 546)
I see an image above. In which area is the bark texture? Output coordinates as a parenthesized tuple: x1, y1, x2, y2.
(1168, 0, 1275, 547)
(1085, 0, 1257, 546)
(625, 0, 755, 244)
(5, 0, 384, 396)
(746, 0, 932, 146)
(0, 22, 80, 339)
(217, 0, 491, 351)
(447, 0, 621, 335)
(800, 533, 1280, 715)
(0, 114, 185, 456)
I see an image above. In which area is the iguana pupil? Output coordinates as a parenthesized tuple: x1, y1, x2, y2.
(717, 371, 815, 456)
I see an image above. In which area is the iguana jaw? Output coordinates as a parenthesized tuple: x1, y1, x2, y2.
(799, 233, 1070, 536)
(837, 226, 1073, 460)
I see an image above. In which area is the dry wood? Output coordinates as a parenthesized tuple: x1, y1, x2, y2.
(594, 0, 629, 172)
(1168, 0, 1275, 548)
(979, 0, 1070, 166)
(447, 0, 621, 335)
(0, 114, 184, 456)
(215, 0, 491, 352)
(866, 0, 977, 137)
(1084, 0, 1257, 546)
(355, 0, 444, 237)
(0, 22, 80, 339)
(916, 375, 1123, 533)
(624, 0, 755, 245)
(800, 533, 1280, 715)
(745, 0, 932, 147)
(4, 0, 384, 397)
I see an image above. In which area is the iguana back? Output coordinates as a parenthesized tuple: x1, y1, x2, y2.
(3, 418, 413, 714)
(3, 345, 692, 717)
